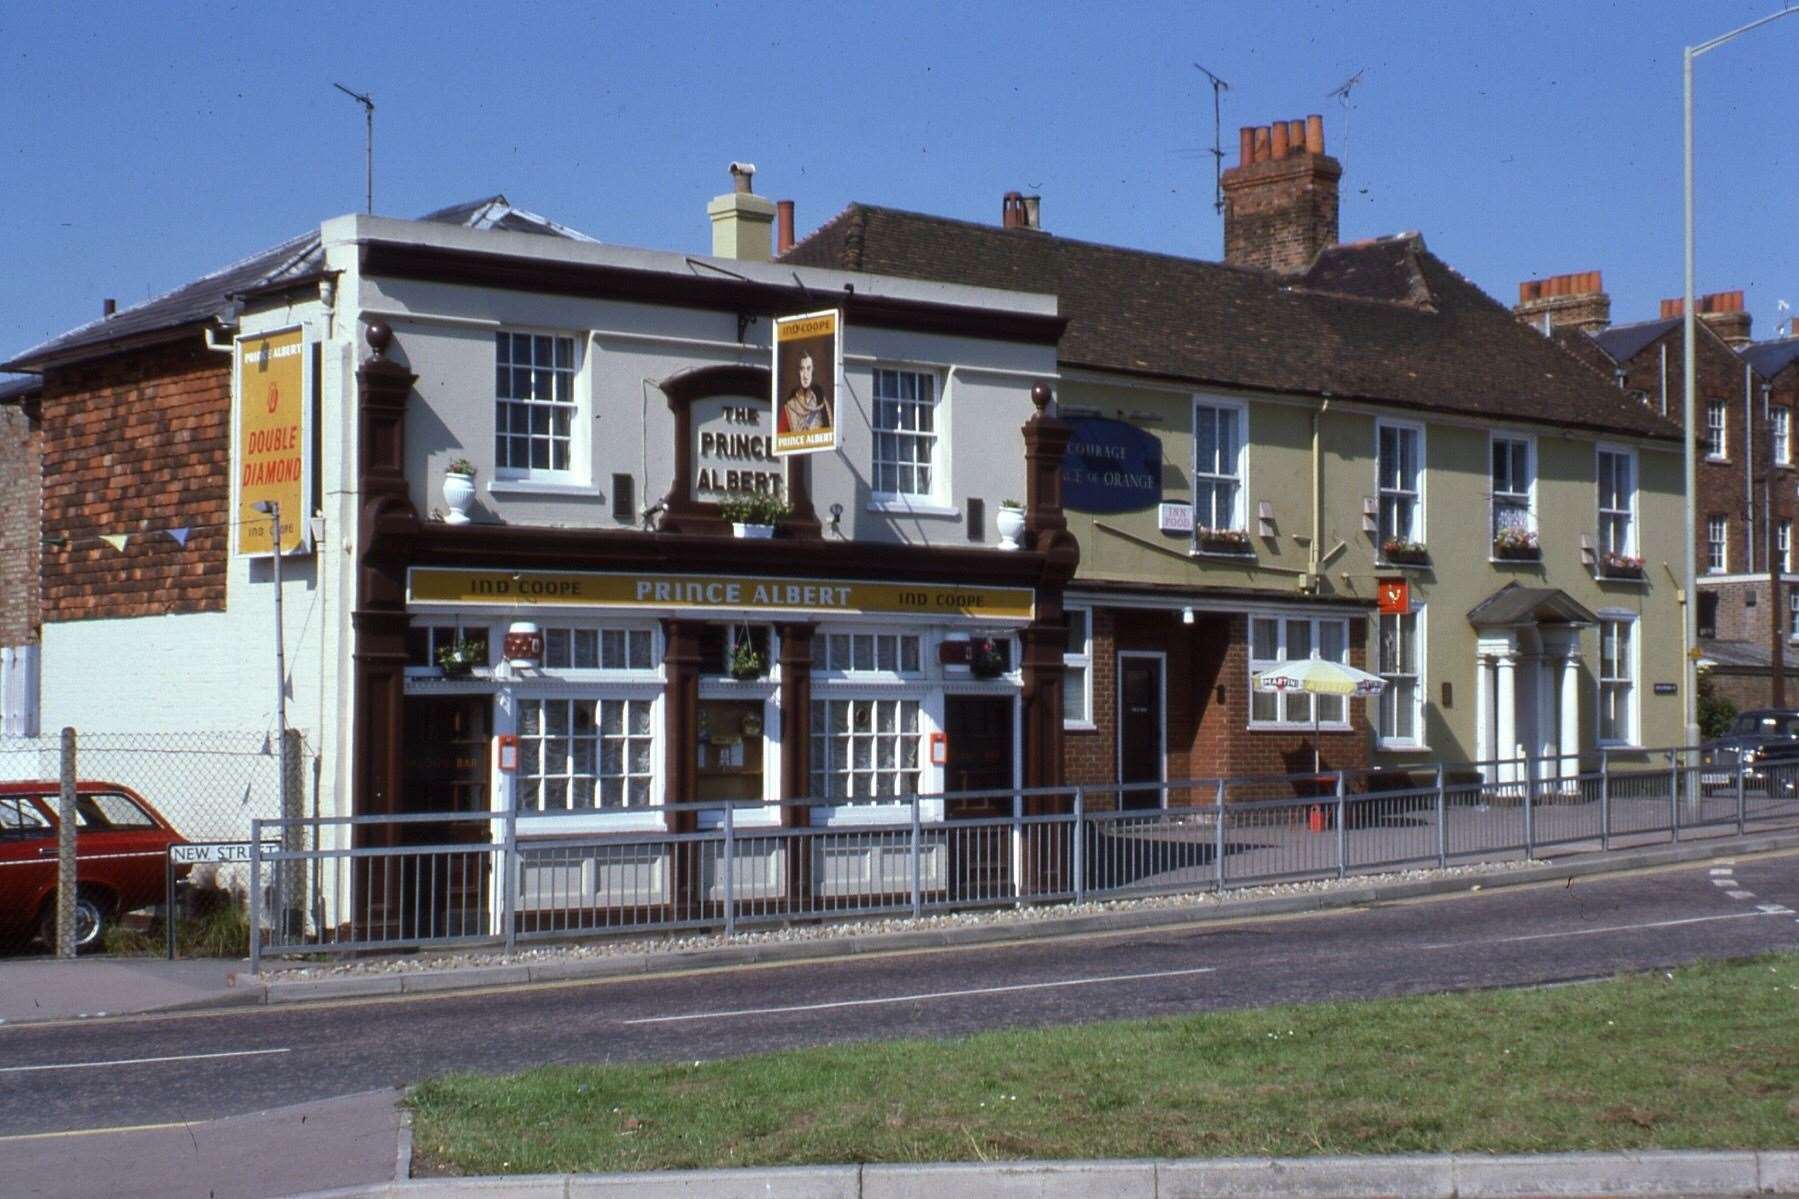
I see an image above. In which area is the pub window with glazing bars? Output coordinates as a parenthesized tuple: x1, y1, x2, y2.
(1597, 448, 1635, 557)
(517, 697, 654, 812)
(1250, 616, 1349, 727)
(1490, 436, 1532, 539)
(1377, 423, 1422, 546)
(872, 369, 937, 497)
(1193, 401, 1244, 532)
(809, 697, 921, 801)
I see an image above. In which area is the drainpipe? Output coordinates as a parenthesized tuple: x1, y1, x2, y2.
(1746, 361, 1756, 572)
(1309, 398, 1331, 588)
(1659, 343, 1668, 416)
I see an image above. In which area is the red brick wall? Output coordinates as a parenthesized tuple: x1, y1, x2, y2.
(1221, 154, 1342, 275)
(38, 341, 231, 621)
(1065, 606, 1372, 807)
(1616, 325, 1794, 579)
(0, 396, 41, 644)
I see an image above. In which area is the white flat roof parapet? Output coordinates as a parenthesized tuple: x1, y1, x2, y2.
(319, 213, 1059, 320)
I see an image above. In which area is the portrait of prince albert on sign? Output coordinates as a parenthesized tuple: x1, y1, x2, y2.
(777, 340, 833, 439)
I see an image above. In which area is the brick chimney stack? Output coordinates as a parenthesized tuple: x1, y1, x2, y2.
(1661, 291, 1752, 347)
(1514, 271, 1611, 334)
(1220, 113, 1340, 274)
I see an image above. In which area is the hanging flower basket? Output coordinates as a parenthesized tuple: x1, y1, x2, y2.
(728, 634, 766, 680)
(969, 637, 1008, 679)
(436, 639, 484, 677)
(1381, 538, 1430, 566)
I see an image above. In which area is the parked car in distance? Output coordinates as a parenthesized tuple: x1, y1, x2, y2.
(1700, 709, 1799, 795)
(0, 781, 190, 952)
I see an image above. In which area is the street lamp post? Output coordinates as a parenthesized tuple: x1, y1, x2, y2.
(1683, 7, 1798, 748)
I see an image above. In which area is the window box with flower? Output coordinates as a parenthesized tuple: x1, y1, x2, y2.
(1492, 527, 1541, 561)
(1598, 551, 1645, 580)
(1380, 538, 1431, 567)
(717, 491, 790, 539)
(1194, 526, 1253, 556)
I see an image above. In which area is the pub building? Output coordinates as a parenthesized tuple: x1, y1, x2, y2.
(340, 199, 1078, 925)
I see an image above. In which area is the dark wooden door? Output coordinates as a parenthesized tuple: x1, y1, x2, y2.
(400, 696, 492, 935)
(944, 696, 1015, 818)
(1118, 656, 1163, 810)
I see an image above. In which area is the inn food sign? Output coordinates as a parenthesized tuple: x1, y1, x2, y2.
(1061, 417, 1161, 513)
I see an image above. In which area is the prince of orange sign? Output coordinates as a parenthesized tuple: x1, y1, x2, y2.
(772, 309, 840, 456)
(235, 328, 310, 555)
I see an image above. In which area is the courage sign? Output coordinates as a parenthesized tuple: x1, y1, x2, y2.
(1061, 417, 1162, 514)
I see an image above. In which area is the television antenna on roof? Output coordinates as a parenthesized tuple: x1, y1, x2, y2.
(1192, 63, 1231, 215)
(1326, 69, 1365, 169)
(333, 82, 375, 214)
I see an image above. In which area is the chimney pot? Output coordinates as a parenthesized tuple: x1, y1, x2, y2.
(1304, 114, 1325, 154)
(728, 161, 756, 193)
(1270, 121, 1290, 160)
(776, 200, 795, 255)
(102, 298, 116, 318)
(1253, 126, 1272, 163)
(1513, 271, 1612, 334)
(1239, 126, 1255, 166)
(1288, 119, 1306, 150)
(1021, 195, 1041, 230)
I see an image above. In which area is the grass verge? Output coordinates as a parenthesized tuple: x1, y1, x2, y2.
(408, 953, 1799, 1175)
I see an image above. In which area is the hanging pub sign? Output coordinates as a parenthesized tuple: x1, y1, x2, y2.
(1061, 417, 1161, 513)
(234, 326, 314, 557)
(772, 309, 841, 456)
(1377, 577, 1410, 615)
(503, 621, 544, 668)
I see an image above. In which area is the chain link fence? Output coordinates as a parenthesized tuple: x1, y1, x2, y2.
(1, 728, 314, 957)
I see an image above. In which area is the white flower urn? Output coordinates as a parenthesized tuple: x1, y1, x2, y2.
(995, 506, 1026, 551)
(442, 471, 476, 524)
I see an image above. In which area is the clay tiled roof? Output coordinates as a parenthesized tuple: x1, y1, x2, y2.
(781, 205, 1680, 442)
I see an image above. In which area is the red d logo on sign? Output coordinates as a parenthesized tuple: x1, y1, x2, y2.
(266, 383, 280, 414)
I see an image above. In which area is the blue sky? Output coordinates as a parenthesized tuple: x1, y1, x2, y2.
(3, 1, 1795, 365)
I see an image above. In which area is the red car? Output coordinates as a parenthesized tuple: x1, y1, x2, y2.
(0, 781, 190, 952)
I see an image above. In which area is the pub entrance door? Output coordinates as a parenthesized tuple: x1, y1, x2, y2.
(1117, 654, 1165, 810)
(399, 696, 493, 937)
(944, 695, 1016, 897)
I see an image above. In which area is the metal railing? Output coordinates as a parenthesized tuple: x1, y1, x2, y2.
(249, 745, 1799, 968)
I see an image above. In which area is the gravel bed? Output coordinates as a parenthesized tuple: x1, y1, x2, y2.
(269, 857, 1544, 980)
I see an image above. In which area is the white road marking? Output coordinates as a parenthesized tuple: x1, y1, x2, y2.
(1710, 868, 1734, 875)
(0, 1047, 290, 1076)
(1712, 878, 1739, 887)
(1418, 910, 1784, 951)
(1758, 904, 1795, 915)
(619, 966, 1218, 1025)
(1728, 890, 1757, 900)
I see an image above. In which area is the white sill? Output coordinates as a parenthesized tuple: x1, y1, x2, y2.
(1376, 742, 1433, 754)
(866, 497, 960, 518)
(1064, 720, 1099, 732)
(1248, 722, 1353, 734)
(487, 479, 600, 497)
(1191, 547, 1257, 561)
(1597, 742, 1644, 752)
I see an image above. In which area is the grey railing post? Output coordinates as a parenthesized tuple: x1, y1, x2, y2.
(1523, 768, 1535, 859)
(501, 802, 518, 955)
(1072, 788, 1086, 905)
(1600, 748, 1611, 852)
(1668, 751, 1680, 843)
(909, 793, 923, 918)
(1334, 771, 1347, 879)
(722, 802, 736, 937)
(1213, 780, 1227, 893)
(1435, 763, 1448, 868)
(1735, 749, 1747, 835)
(249, 819, 264, 975)
(55, 726, 76, 959)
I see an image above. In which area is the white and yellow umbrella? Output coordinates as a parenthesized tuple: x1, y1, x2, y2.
(1253, 652, 1387, 773)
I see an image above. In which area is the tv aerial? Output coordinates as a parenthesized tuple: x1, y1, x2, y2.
(1192, 63, 1232, 215)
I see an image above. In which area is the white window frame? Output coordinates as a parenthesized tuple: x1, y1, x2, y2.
(868, 366, 948, 509)
(1063, 605, 1095, 730)
(538, 623, 661, 676)
(1192, 396, 1248, 537)
(1706, 515, 1728, 574)
(1375, 419, 1426, 553)
(1596, 444, 1638, 559)
(493, 328, 586, 484)
(1774, 406, 1792, 467)
(1783, 520, 1794, 574)
(513, 691, 663, 820)
(1489, 433, 1536, 542)
(1704, 399, 1727, 461)
(1249, 614, 1352, 730)
(1376, 604, 1426, 750)
(1596, 613, 1639, 748)
(1789, 589, 1799, 641)
(405, 618, 494, 675)
(815, 629, 927, 681)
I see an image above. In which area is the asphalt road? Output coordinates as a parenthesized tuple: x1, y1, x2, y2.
(1, 851, 1795, 1138)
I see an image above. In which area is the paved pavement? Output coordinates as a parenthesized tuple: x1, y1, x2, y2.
(0, 838, 1794, 1198)
(0, 956, 253, 1025)
(1, 1088, 405, 1199)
